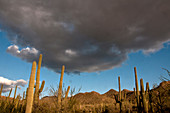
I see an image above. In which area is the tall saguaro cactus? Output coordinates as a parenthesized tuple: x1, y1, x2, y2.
(0, 84, 3, 97)
(58, 65, 65, 105)
(118, 76, 122, 112)
(34, 54, 42, 103)
(134, 67, 140, 110)
(26, 61, 36, 113)
(118, 76, 121, 101)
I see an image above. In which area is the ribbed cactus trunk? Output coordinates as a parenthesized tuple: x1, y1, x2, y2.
(0, 84, 3, 97)
(64, 86, 70, 100)
(26, 61, 36, 113)
(134, 67, 140, 110)
(140, 79, 148, 113)
(118, 76, 122, 112)
(58, 65, 65, 105)
(34, 54, 42, 103)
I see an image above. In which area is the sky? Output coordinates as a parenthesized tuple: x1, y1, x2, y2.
(0, 0, 170, 97)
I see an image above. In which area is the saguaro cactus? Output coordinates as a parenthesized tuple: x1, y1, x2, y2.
(140, 79, 148, 113)
(58, 65, 65, 105)
(0, 84, 3, 97)
(118, 76, 122, 112)
(25, 61, 36, 113)
(34, 54, 42, 103)
(13, 85, 17, 102)
(134, 67, 140, 110)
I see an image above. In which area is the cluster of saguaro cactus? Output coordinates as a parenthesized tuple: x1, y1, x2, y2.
(34, 54, 45, 104)
(25, 54, 46, 112)
(134, 67, 155, 113)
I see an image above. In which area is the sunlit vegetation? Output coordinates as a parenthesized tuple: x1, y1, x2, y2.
(0, 54, 169, 113)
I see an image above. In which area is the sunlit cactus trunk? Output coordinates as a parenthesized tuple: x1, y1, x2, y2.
(13, 85, 17, 103)
(0, 84, 3, 97)
(134, 67, 140, 111)
(34, 54, 42, 103)
(58, 65, 65, 105)
(26, 61, 36, 113)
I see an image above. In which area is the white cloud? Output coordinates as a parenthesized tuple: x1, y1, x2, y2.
(7, 45, 39, 61)
(0, 76, 27, 93)
(65, 49, 77, 56)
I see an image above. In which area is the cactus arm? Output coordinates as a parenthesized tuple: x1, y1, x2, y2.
(64, 86, 70, 100)
(25, 61, 36, 113)
(39, 80, 45, 94)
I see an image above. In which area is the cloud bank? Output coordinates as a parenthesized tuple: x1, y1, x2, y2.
(0, 76, 27, 93)
(0, 0, 170, 73)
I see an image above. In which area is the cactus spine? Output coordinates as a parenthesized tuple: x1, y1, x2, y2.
(134, 67, 140, 110)
(140, 79, 148, 113)
(0, 84, 3, 97)
(34, 54, 42, 103)
(58, 65, 65, 105)
(25, 61, 36, 113)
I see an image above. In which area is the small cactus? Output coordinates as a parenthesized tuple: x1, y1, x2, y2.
(25, 61, 36, 113)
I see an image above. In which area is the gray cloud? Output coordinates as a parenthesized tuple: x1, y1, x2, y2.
(0, 76, 27, 93)
(0, 0, 170, 73)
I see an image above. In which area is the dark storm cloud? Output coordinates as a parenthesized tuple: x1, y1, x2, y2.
(0, 0, 170, 73)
